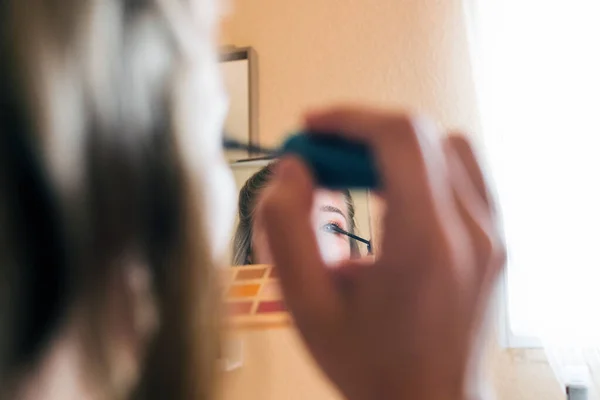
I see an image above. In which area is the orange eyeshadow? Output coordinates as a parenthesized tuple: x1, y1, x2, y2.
(228, 284, 260, 298)
(256, 300, 286, 314)
(235, 268, 266, 281)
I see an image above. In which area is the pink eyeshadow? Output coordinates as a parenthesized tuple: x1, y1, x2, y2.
(227, 301, 253, 316)
(256, 300, 286, 314)
(235, 268, 266, 281)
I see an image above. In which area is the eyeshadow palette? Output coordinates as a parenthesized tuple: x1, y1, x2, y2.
(222, 265, 290, 329)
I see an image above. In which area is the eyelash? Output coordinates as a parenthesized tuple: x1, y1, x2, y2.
(323, 221, 347, 237)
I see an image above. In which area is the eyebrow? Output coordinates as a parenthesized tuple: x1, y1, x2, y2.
(319, 205, 346, 219)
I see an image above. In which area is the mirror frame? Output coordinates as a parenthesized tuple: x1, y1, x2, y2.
(220, 46, 259, 162)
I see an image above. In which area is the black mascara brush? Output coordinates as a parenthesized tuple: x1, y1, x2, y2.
(222, 137, 277, 156)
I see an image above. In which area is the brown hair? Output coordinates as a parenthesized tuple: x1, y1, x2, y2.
(231, 162, 360, 265)
(0, 0, 220, 398)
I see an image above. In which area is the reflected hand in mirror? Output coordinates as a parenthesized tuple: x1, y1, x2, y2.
(232, 161, 370, 266)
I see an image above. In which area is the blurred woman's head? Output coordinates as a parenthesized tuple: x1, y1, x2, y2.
(0, 0, 235, 398)
(232, 162, 360, 266)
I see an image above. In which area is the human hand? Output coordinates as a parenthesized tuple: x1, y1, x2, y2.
(259, 106, 505, 400)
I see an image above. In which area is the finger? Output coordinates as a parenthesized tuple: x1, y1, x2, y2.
(447, 135, 505, 288)
(447, 134, 494, 212)
(306, 106, 457, 264)
(329, 258, 374, 301)
(260, 157, 341, 323)
(444, 140, 505, 291)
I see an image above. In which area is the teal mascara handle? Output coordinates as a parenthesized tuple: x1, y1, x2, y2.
(279, 133, 380, 190)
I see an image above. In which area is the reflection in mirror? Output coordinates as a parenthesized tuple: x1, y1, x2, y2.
(220, 47, 258, 163)
(228, 160, 373, 266)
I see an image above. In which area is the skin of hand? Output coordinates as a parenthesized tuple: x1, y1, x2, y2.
(258, 106, 505, 400)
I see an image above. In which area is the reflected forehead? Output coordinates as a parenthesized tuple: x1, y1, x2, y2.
(314, 190, 347, 218)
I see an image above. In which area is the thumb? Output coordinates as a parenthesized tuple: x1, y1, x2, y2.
(260, 157, 341, 323)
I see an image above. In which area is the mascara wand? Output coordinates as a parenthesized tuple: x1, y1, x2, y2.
(325, 224, 373, 255)
(222, 137, 277, 156)
(224, 131, 381, 190)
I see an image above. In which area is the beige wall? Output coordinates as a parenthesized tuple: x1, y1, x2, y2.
(219, 0, 561, 398)
(219, 328, 562, 400)
(219, 329, 342, 400)
(221, 0, 481, 146)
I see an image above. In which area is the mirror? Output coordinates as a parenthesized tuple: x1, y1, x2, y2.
(219, 48, 375, 268)
(220, 47, 259, 163)
(227, 159, 374, 266)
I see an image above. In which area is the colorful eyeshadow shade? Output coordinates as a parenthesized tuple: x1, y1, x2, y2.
(235, 268, 266, 281)
(228, 284, 260, 298)
(227, 301, 253, 316)
(256, 300, 286, 314)
(260, 281, 281, 298)
(223, 266, 291, 328)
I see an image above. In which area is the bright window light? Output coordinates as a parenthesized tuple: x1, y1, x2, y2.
(468, 0, 600, 345)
